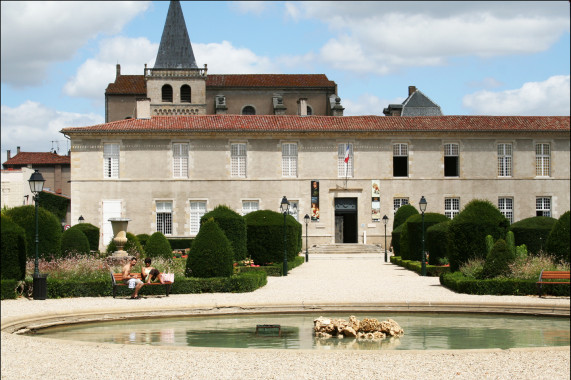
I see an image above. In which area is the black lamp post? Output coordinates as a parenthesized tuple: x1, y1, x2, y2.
(419, 196, 427, 276)
(304, 214, 310, 262)
(382, 215, 389, 262)
(78, 215, 85, 224)
(280, 196, 290, 276)
(28, 170, 45, 278)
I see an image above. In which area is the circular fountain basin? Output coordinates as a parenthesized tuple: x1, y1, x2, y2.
(30, 312, 570, 351)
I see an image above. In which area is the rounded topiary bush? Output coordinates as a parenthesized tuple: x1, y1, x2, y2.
(245, 210, 300, 265)
(546, 211, 570, 264)
(393, 204, 418, 231)
(136, 234, 150, 248)
(68, 223, 100, 252)
(186, 219, 234, 278)
(508, 216, 556, 255)
(106, 232, 145, 257)
(1, 214, 27, 280)
(426, 220, 450, 265)
(201, 205, 247, 261)
(391, 223, 405, 257)
(144, 232, 173, 260)
(482, 239, 515, 278)
(400, 213, 449, 262)
(4, 205, 62, 260)
(448, 199, 509, 272)
(61, 227, 90, 256)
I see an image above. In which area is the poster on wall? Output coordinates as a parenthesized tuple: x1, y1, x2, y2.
(311, 180, 320, 221)
(372, 180, 381, 222)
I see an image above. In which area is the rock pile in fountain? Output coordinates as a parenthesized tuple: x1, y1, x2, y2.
(313, 315, 404, 340)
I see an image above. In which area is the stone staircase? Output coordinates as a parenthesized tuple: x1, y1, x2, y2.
(308, 244, 383, 254)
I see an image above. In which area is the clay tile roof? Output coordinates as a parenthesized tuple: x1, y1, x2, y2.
(3, 152, 70, 166)
(206, 74, 336, 88)
(105, 75, 146, 95)
(60, 115, 570, 135)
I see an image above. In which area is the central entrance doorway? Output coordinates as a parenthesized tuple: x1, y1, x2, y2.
(335, 198, 358, 243)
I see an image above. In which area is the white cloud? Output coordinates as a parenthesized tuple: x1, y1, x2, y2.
(1, 101, 104, 163)
(343, 94, 406, 116)
(229, 1, 269, 15)
(462, 75, 570, 116)
(194, 41, 279, 74)
(1, 1, 150, 87)
(283, 2, 570, 75)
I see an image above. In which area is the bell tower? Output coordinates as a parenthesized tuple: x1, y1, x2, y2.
(145, 0, 207, 116)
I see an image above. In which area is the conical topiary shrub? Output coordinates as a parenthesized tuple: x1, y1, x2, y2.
(186, 219, 234, 278)
(200, 205, 247, 261)
(144, 232, 173, 260)
(482, 239, 515, 279)
(61, 227, 90, 256)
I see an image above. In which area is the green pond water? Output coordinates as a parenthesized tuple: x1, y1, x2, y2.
(34, 312, 570, 350)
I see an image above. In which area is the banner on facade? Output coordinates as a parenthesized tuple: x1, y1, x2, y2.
(372, 180, 381, 222)
(311, 180, 320, 221)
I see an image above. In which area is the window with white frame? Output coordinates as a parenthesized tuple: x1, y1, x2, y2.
(393, 198, 409, 213)
(393, 144, 408, 177)
(189, 201, 207, 235)
(444, 143, 459, 177)
(536, 197, 551, 217)
(173, 143, 189, 178)
(497, 143, 512, 177)
(535, 143, 550, 177)
(498, 197, 513, 224)
(337, 143, 353, 177)
(242, 201, 259, 215)
(282, 143, 298, 177)
(103, 143, 119, 178)
(156, 201, 172, 235)
(231, 143, 247, 177)
(445, 198, 460, 219)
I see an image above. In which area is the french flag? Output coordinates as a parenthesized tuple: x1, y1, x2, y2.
(344, 144, 350, 163)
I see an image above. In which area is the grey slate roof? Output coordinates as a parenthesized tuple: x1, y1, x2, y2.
(401, 90, 443, 116)
(154, 1, 198, 69)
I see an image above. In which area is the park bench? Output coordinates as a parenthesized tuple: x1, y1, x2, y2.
(536, 270, 570, 297)
(111, 272, 173, 298)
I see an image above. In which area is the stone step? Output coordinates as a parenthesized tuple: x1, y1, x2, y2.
(308, 244, 384, 254)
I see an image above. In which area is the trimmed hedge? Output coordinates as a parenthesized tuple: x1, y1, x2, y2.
(168, 238, 194, 250)
(144, 232, 173, 260)
(37, 191, 69, 222)
(186, 219, 234, 278)
(240, 255, 305, 276)
(245, 210, 301, 265)
(390, 256, 450, 277)
(61, 227, 90, 256)
(400, 213, 449, 261)
(136, 234, 150, 248)
(69, 223, 100, 252)
(546, 211, 570, 264)
(4, 205, 62, 260)
(1, 214, 27, 280)
(201, 205, 248, 261)
(440, 271, 569, 296)
(391, 223, 405, 257)
(1, 279, 20, 299)
(448, 199, 509, 272)
(426, 221, 450, 265)
(508, 216, 556, 255)
(393, 204, 418, 231)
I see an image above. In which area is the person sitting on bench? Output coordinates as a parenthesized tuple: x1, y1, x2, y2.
(146, 268, 165, 284)
(123, 257, 144, 299)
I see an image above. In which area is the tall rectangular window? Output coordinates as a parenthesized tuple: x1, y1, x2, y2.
(242, 201, 259, 215)
(444, 143, 459, 177)
(173, 143, 189, 178)
(498, 197, 513, 224)
(393, 198, 409, 213)
(156, 201, 172, 235)
(189, 201, 207, 235)
(282, 143, 298, 177)
(497, 143, 512, 177)
(337, 143, 353, 177)
(445, 198, 460, 219)
(535, 143, 550, 177)
(103, 143, 119, 178)
(536, 197, 551, 217)
(393, 144, 408, 177)
(231, 143, 247, 177)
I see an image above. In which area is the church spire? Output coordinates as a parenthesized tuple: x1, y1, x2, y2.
(154, 0, 198, 69)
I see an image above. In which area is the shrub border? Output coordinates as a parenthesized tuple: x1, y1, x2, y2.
(390, 256, 450, 277)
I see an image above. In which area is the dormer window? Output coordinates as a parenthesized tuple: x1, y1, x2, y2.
(181, 85, 191, 103)
(162, 84, 173, 102)
(242, 106, 256, 115)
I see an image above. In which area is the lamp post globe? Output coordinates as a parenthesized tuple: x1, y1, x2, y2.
(280, 196, 290, 276)
(419, 196, 427, 276)
(304, 214, 310, 262)
(28, 170, 45, 278)
(382, 215, 389, 262)
(78, 215, 85, 224)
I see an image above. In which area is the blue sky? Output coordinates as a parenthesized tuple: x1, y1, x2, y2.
(1, 1, 569, 163)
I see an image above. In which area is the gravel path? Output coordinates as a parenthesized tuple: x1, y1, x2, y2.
(2, 254, 570, 380)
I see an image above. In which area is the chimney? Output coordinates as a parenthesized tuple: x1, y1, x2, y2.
(17, 146, 20, 154)
(116, 64, 121, 78)
(408, 86, 417, 96)
(6, 150, 10, 160)
(135, 98, 151, 119)
(298, 98, 308, 116)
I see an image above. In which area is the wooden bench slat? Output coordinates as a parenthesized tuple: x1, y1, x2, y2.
(537, 270, 570, 297)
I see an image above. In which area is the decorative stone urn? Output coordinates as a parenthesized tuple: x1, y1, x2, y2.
(109, 218, 131, 257)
